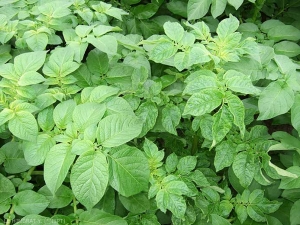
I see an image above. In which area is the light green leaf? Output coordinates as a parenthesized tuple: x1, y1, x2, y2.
(97, 114, 143, 147)
(79, 209, 127, 225)
(44, 144, 76, 194)
(0, 173, 16, 202)
(148, 40, 177, 63)
(291, 94, 300, 134)
(273, 54, 300, 74)
(232, 152, 256, 188)
(211, 0, 227, 18)
(183, 75, 218, 95)
(189, 44, 211, 65)
(224, 70, 260, 95)
(274, 41, 300, 57)
(216, 15, 239, 39)
(119, 193, 150, 214)
(26, 33, 48, 51)
(174, 51, 189, 71)
(106, 97, 135, 116)
(226, 92, 245, 137)
(211, 214, 231, 225)
(2, 142, 31, 174)
(89, 86, 119, 103)
(18, 71, 45, 86)
(8, 111, 38, 142)
(0, 108, 14, 126)
(268, 25, 300, 42)
(258, 81, 294, 120)
(53, 100, 76, 129)
(163, 22, 184, 43)
(23, 134, 55, 166)
(86, 35, 118, 55)
(183, 89, 223, 116)
(108, 145, 150, 197)
(75, 25, 94, 37)
(72, 102, 106, 131)
(162, 104, 181, 135)
(187, 0, 212, 20)
(227, 0, 243, 9)
(13, 190, 49, 216)
(15, 215, 59, 225)
(214, 141, 236, 172)
(38, 185, 72, 209)
(212, 105, 233, 146)
(177, 156, 197, 175)
(14, 51, 47, 75)
(71, 150, 109, 209)
(165, 153, 179, 174)
(37, 107, 55, 131)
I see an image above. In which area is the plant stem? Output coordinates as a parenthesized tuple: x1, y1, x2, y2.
(252, 0, 266, 21)
(191, 135, 199, 155)
(73, 196, 79, 225)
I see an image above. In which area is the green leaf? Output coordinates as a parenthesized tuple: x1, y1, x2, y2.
(38, 107, 55, 131)
(258, 81, 294, 120)
(53, 100, 76, 129)
(211, 214, 231, 225)
(232, 152, 256, 188)
(214, 141, 236, 172)
(165, 153, 179, 173)
(71, 150, 109, 209)
(212, 105, 233, 146)
(18, 71, 45, 86)
(86, 49, 109, 75)
(268, 25, 300, 42)
(23, 134, 55, 166)
(26, 33, 48, 51)
(226, 92, 245, 137)
(119, 193, 150, 214)
(274, 41, 300, 57)
(163, 22, 184, 43)
(235, 204, 248, 223)
(14, 51, 47, 75)
(8, 111, 38, 142)
(13, 190, 49, 216)
(177, 156, 197, 175)
(216, 15, 239, 39)
(79, 209, 127, 225)
(187, 0, 212, 20)
(0, 173, 16, 202)
(44, 144, 76, 194)
(97, 114, 143, 147)
(38, 185, 73, 209)
(162, 104, 181, 135)
(89, 86, 119, 103)
(72, 102, 106, 131)
(15, 215, 59, 225)
(156, 189, 186, 219)
(108, 145, 150, 197)
(290, 199, 300, 225)
(279, 166, 300, 189)
(136, 101, 158, 137)
(291, 94, 300, 134)
(211, 0, 227, 18)
(247, 205, 266, 222)
(183, 89, 223, 116)
(86, 35, 118, 55)
(227, 0, 243, 9)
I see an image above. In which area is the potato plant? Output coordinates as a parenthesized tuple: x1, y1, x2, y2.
(0, 0, 300, 224)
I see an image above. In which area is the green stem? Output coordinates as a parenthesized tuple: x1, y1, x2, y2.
(252, 0, 266, 21)
(6, 167, 35, 225)
(191, 135, 199, 155)
(31, 171, 44, 175)
(73, 196, 79, 225)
